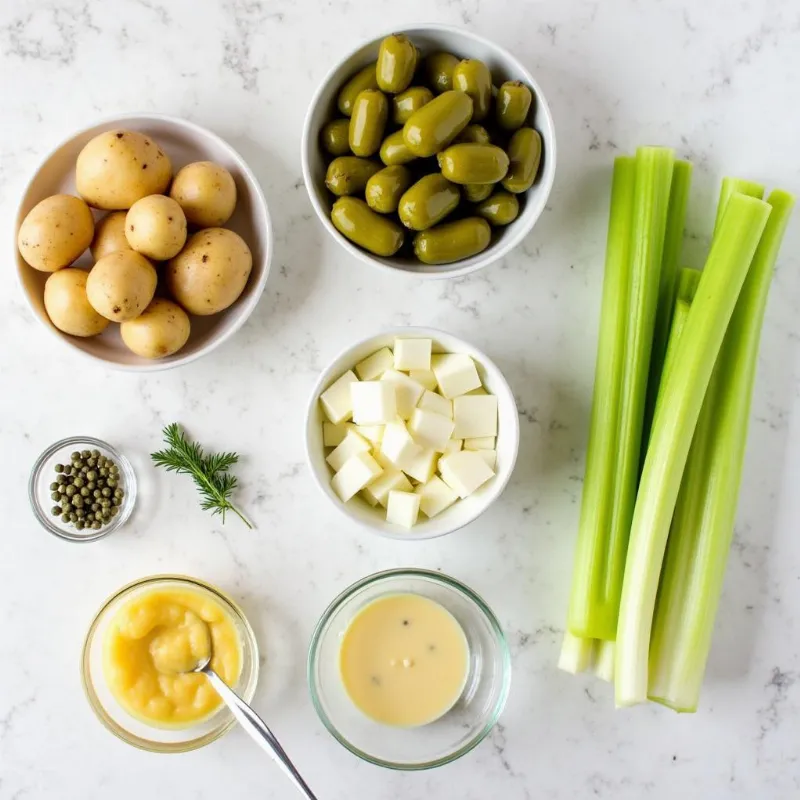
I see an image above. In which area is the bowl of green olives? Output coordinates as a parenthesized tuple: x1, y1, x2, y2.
(301, 25, 556, 278)
(29, 436, 136, 542)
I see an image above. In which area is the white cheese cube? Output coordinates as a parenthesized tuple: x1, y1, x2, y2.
(475, 449, 497, 469)
(331, 452, 383, 502)
(381, 421, 422, 469)
(452, 395, 498, 439)
(402, 447, 438, 483)
(415, 475, 459, 518)
(409, 369, 437, 391)
(394, 338, 432, 371)
(381, 370, 426, 419)
(443, 438, 463, 455)
(320, 370, 359, 423)
(431, 354, 482, 399)
(373, 444, 394, 470)
(417, 389, 452, 419)
(467, 387, 488, 396)
(355, 347, 394, 380)
(386, 490, 421, 528)
(360, 488, 380, 506)
(351, 381, 397, 425)
(408, 408, 456, 452)
(354, 425, 384, 444)
(363, 467, 413, 507)
(323, 422, 349, 447)
(326, 429, 371, 472)
(464, 436, 495, 450)
(438, 450, 495, 498)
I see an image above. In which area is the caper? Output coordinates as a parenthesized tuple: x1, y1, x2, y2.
(50, 491, 59, 501)
(101, 487, 111, 498)
(102, 499, 111, 509)
(87, 458, 96, 468)
(76, 509, 85, 519)
(73, 476, 84, 488)
(70, 451, 80, 461)
(51, 506, 62, 516)
(92, 521, 101, 530)
(81, 450, 90, 458)
(87, 481, 95, 490)
(76, 521, 85, 531)
(49, 481, 58, 491)
(55, 464, 64, 473)
(110, 507, 119, 517)
(111, 465, 119, 475)
(99, 468, 107, 478)
(107, 478, 116, 488)
(73, 496, 84, 508)
(81, 465, 89, 474)
(56, 475, 67, 485)
(87, 470, 97, 481)
(80, 487, 89, 497)
(58, 485, 66, 495)
(91, 449, 100, 458)
(116, 488, 125, 498)
(64, 485, 75, 497)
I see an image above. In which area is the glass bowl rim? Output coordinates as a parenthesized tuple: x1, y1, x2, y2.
(307, 567, 511, 770)
(28, 435, 136, 543)
(81, 573, 260, 753)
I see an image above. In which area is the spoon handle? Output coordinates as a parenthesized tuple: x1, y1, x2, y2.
(203, 667, 319, 800)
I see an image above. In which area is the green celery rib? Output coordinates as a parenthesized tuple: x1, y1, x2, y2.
(614, 192, 771, 706)
(713, 177, 765, 235)
(593, 640, 615, 683)
(676, 267, 701, 304)
(558, 632, 597, 674)
(566, 156, 637, 639)
(648, 190, 794, 711)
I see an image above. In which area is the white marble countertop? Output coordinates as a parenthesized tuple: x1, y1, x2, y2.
(2, 0, 799, 797)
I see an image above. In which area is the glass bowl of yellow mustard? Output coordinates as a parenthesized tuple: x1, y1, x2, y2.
(308, 568, 511, 770)
(82, 574, 259, 752)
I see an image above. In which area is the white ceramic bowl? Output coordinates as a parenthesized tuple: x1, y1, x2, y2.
(305, 327, 520, 540)
(15, 113, 272, 371)
(301, 24, 556, 279)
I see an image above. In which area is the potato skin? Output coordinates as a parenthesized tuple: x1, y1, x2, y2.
(18, 194, 94, 272)
(166, 228, 252, 316)
(86, 250, 157, 322)
(120, 297, 190, 358)
(76, 129, 171, 210)
(91, 212, 132, 260)
(125, 195, 187, 260)
(169, 161, 237, 227)
(44, 268, 110, 337)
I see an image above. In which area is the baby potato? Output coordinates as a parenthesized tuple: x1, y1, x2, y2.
(44, 268, 109, 337)
(121, 297, 190, 359)
(91, 211, 131, 260)
(169, 161, 237, 227)
(86, 250, 157, 322)
(166, 228, 252, 316)
(125, 195, 187, 260)
(76, 129, 171, 210)
(18, 194, 94, 272)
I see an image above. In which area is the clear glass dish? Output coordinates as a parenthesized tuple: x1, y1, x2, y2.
(308, 568, 511, 770)
(81, 574, 260, 753)
(28, 436, 136, 542)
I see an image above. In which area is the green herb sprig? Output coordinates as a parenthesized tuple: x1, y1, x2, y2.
(151, 423, 252, 529)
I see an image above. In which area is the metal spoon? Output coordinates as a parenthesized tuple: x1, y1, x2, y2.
(192, 654, 318, 799)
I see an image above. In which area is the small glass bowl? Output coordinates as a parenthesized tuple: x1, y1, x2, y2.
(29, 436, 136, 542)
(308, 568, 511, 770)
(82, 574, 260, 753)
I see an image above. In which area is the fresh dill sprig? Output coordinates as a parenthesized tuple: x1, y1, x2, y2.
(151, 423, 252, 529)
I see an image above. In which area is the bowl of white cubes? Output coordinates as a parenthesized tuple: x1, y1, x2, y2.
(306, 327, 520, 540)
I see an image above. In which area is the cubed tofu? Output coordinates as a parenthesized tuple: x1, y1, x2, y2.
(381, 370, 426, 419)
(320, 370, 359, 423)
(331, 452, 383, 502)
(417, 389, 452, 419)
(415, 475, 459, 518)
(386, 490, 421, 528)
(394, 338, 432, 371)
(409, 369, 437, 391)
(373, 444, 394, 470)
(443, 438, 463, 455)
(323, 422, 349, 448)
(363, 467, 413, 507)
(475, 449, 497, 469)
(351, 381, 397, 425)
(431, 354, 482, 399)
(354, 425, 384, 444)
(464, 436, 495, 450)
(402, 447, 438, 483)
(381, 421, 422, 470)
(452, 395, 498, 439)
(408, 408, 456, 452)
(438, 450, 495, 498)
(355, 347, 394, 381)
(326, 429, 371, 472)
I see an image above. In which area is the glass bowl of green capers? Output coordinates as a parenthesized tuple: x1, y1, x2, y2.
(28, 436, 136, 542)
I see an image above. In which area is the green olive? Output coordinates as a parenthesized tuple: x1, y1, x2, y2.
(321, 119, 351, 156)
(452, 59, 492, 121)
(502, 127, 542, 193)
(463, 183, 494, 203)
(325, 156, 381, 196)
(376, 34, 418, 93)
(437, 143, 510, 184)
(496, 81, 533, 131)
(337, 63, 379, 117)
(413, 217, 492, 265)
(476, 191, 520, 226)
(398, 174, 460, 231)
(331, 197, 405, 257)
(392, 86, 434, 125)
(365, 165, 413, 214)
(379, 130, 417, 166)
(453, 124, 491, 145)
(402, 90, 474, 158)
(349, 89, 389, 157)
(425, 52, 460, 93)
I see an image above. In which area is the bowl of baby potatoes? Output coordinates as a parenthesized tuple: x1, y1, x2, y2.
(15, 114, 272, 370)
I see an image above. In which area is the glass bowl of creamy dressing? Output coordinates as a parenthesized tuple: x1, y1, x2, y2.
(308, 568, 510, 769)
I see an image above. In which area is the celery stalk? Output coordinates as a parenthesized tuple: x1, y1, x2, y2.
(614, 192, 771, 706)
(713, 178, 765, 234)
(593, 640, 615, 683)
(648, 190, 794, 711)
(558, 632, 597, 674)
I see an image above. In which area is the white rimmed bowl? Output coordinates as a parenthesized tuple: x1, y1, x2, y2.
(15, 113, 272, 371)
(301, 24, 556, 279)
(305, 327, 520, 540)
